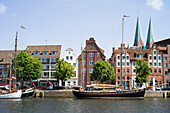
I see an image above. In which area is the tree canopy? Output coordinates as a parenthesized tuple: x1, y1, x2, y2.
(91, 59, 115, 83)
(135, 59, 151, 85)
(53, 59, 75, 86)
(13, 51, 43, 81)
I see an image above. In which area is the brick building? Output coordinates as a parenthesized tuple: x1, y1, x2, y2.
(25, 45, 61, 84)
(110, 18, 164, 89)
(78, 37, 105, 86)
(155, 38, 170, 87)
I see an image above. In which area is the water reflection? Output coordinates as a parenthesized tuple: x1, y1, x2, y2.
(0, 98, 170, 113)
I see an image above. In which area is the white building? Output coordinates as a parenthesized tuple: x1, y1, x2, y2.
(62, 48, 78, 86)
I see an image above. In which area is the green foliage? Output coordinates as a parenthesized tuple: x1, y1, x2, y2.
(91, 59, 115, 83)
(53, 59, 75, 85)
(13, 51, 43, 81)
(135, 59, 151, 85)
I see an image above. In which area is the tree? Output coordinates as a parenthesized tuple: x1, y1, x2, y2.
(135, 59, 151, 86)
(91, 59, 115, 83)
(53, 59, 75, 87)
(13, 51, 43, 81)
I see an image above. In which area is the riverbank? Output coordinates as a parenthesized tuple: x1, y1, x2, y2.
(42, 90, 166, 98)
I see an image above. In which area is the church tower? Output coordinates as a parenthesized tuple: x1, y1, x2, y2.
(133, 17, 144, 48)
(146, 18, 154, 49)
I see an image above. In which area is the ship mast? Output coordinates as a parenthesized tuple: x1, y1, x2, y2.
(14, 32, 18, 90)
(120, 16, 124, 89)
(81, 43, 84, 89)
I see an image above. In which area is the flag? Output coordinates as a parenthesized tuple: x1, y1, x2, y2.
(12, 76, 17, 80)
(124, 15, 130, 17)
(20, 25, 26, 29)
(12, 74, 17, 80)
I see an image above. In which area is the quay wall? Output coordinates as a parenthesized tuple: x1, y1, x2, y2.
(43, 90, 165, 98)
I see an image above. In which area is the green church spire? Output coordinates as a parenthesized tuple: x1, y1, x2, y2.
(146, 18, 154, 48)
(133, 17, 143, 47)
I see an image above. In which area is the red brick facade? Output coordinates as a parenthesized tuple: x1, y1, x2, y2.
(78, 37, 105, 86)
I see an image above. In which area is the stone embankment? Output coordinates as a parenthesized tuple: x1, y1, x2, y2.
(42, 90, 168, 98)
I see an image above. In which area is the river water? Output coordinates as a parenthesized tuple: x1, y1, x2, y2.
(0, 98, 169, 113)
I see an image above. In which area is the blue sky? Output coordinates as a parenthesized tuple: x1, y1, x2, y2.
(0, 0, 169, 58)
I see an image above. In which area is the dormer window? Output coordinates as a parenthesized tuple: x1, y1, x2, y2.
(51, 51, 56, 55)
(33, 51, 39, 55)
(90, 45, 93, 49)
(42, 51, 48, 55)
(153, 50, 156, 55)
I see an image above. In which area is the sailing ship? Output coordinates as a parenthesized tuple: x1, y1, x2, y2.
(72, 15, 145, 99)
(0, 32, 22, 99)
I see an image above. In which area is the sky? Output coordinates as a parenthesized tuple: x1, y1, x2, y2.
(0, 0, 169, 59)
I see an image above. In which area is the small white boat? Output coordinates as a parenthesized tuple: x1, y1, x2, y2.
(0, 90, 22, 99)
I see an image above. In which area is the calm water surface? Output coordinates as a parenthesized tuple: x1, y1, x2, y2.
(0, 98, 169, 113)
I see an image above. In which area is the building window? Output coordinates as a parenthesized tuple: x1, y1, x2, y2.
(123, 56, 125, 60)
(42, 51, 47, 55)
(133, 69, 136, 73)
(84, 53, 86, 57)
(90, 45, 93, 48)
(154, 63, 157, 67)
(89, 53, 94, 57)
(84, 68, 86, 73)
(43, 72, 49, 76)
(153, 50, 156, 55)
(117, 55, 120, 60)
(133, 62, 136, 67)
(73, 81, 76, 85)
(126, 62, 129, 67)
(127, 76, 129, 80)
(90, 60, 94, 65)
(0, 65, 4, 69)
(97, 52, 100, 57)
(73, 63, 76, 67)
(123, 69, 125, 73)
(126, 56, 129, 60)
(165, 63, 168, 67)
(165, 57, 167, 61)
(165, 71, 168, 75)
(68, 81, 70, 86)
(158, 62, 161, 67)
(154, 69, 157, 73)
(118, 69, 120, 73)
(159, 69, 161, 73)
(51, 51, 56, 55)
(33, 51, 39, 55)
(83, 60, 86, 65)
(66, 56, 69, 60)
(123, 76, 125, 80)
(123, 62, 125, 66)
(43, 65, 47, 69)
(127, 69, 129, 73)
(118, 76, 120, 80)
(51, 65, 56, 69)
(136, 54, 142, 58)
(117, 62, 120, 66)
(150, 69, 152, 73)
(51, 58, 56, 62)
(90, 68, 94, 73)
(158, 56, 161, 60)
(149, 62, 152, 66)
(149, 56, 152, 60)
(154, 56, 156, 60)
(70, 56, 73, 60)
(42, 58, 47, 62)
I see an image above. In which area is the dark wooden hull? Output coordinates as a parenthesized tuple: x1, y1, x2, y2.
(72, 89, 145, 99)
(21, 88, 34, 98)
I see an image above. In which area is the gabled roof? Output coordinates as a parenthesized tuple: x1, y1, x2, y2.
(146, 18, 154, 47)
(65, 48, 73, 51)
(133, 17, 143, 46)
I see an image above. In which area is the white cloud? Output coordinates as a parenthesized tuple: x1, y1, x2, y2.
(0, 3, 7, 15)
(146, 0, 164, 11)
